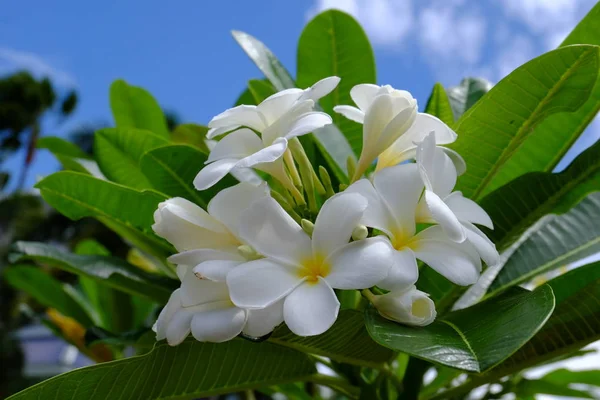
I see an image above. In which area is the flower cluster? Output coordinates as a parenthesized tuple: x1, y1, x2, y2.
(152, 78, 498, 345)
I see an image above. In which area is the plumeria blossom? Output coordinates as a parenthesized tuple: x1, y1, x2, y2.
(346, 163, 481, 289)
(152, 182, 286, 344)
(415, 133, 499, 266)
(194, 77, 340, 191)
(369, 285, 436, 327)
(334, 84, 418, 181)
(227, 193, 393, 336)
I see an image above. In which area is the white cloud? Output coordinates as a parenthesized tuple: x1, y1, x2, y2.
(308, 0, 414, 46)
(0, 47, 76, 87)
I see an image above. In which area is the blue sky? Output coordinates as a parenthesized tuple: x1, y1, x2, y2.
(1, 0, 598, 190)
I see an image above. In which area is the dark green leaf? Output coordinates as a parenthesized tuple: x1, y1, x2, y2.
(7, 339, 316, 400)
(110, 79, 169, 137)
(446, 77, 491, 121)
(271, 309, 393, 367)
(171, 124, 210, 153)
(365, 285, 555, 372)
(493, 3, 600, 186)
(452, 45, 600, 200)
(4, 264, 94, 326)
(542, 368, 600, 387)
(11, 242, 175, 303)
(231, 30, 353, 182)
(94, 127, 168, 190)
(425, 83, 454, 125)
(296, 9, 375, 155)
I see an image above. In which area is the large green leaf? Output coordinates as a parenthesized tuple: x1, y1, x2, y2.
(446, 77, 491, 121)
(10, 242, 175, 303)
(110, 79, 170, 137)
(35, 171, 173, 257)
(94, 127, 168, 190)
(365, 285, 554, 373)
(541, 368, 600, 387)
(271, 309, 393, 368)
(481, 139, 600, 251)
(425, 83, 455, 125)
(231, 30, 353, 182)
(7, 339, 316, 400)
(487, 192, 600, 298)
(4, 264, 94, 326)
(296, 10, 375, 156)
(171, 124, 209, 153)
(37, 136, 99, 175)
(452, 45, 600, 200)
(490, 3, 600, 189)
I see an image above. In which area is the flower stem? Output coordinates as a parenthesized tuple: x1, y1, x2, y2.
(319, 166, 336, 198)
(289, 138, 318, 213)
(271, 190, 302, 223)
(361, 288, 377, 303)
(283, 149, 303, 190)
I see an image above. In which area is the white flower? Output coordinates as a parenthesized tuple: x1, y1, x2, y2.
(194, 77, 340, 190)
(346, 163, 481, 289)
(153, 265, 284, 345)
(415, 133, 499, 266)
(334, 84, 418, 181)
(370, 285, 436, 327)
(226, 192, 393, 336)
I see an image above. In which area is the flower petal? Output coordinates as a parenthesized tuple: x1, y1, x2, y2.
(244, 300, 285, 338)
(378, 247, 419, 291)
(463, 222, 499, 267)
(345, 179, 395, 235)
(350, 83, 382, 111)
(441, 148, 466, 176)
(193, 259, 244, 282)
(190, 305, 247, 343)
(155, 289, 182, 341)
(424, 190, 467, 243)
(209, 105, 267, 132)
(373, 286, 436, 326)
(239, 197, 312, 266)
(168, 249, 244, 267)
(325, 237, 393, 289)
(262, 100, 315, 145)
(284, 112, 332, 139)
(301, 76, 341, 101)
(166, 306, 200, 345)
(284, 279, 340, 336)
(193, 158, 239, 191)
(234, 138, 288, 168)
(257, 89, 304, 124)
(444, 192, 493, 228)
(206, 128, 262, 163)
(363, 94, 395, 151)
(377, 105, 417, 152)
(373, 164, 422, 237)
(312, 193, 367, 259)
(208, 181, 270, 236)
(206, 125, 241, 139)
(333, 105, 365, 123)
(227, 258, 304, 309)
(416, 133, 457, 197)
(180, 266, 231, 307)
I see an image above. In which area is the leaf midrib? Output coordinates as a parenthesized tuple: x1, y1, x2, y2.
(438, 319, 480, 371)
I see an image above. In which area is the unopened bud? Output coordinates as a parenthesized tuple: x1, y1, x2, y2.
(237, 245, 261, 261)
(371, 286, 436, 327)
(351, 225, 368, 241)
(346, 156, 357, 182)
(301, 219, 314, 236)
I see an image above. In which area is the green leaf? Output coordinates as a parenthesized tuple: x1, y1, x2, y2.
(365, 285, 555, 372)
(271, 309, 393, 367)
(35, 171, 173, 258)
(452, 45, 600, 200)
(171, 124, 209, 153)
(11, 242, 175, 303)
(514, 378, 594, 399)
(231, 30, 353, 182)
(480, 263, 600, 380)
(7, 339, 316, 400)
(248, 79, 276, 103)
(481, 139, 600, 252)
(296, 9, 375, 156)
(542, 368, 600, 387)
(37, 136, 91, 160)
(110, 79, 169, 137)
(490, 3, 600, 188)
(4, 265, 94, 326)
(94, 127, 168, 190)
(425, 83, 454, 125)
(487, 192, 600, 298)
(140, 144, 208, 206)
(446, 77, 491, 121)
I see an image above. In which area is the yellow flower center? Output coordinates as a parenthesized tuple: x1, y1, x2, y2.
(389, 228, 418, 251)
(298, 254, 330, 284)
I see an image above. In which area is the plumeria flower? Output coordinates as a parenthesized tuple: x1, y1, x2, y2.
(154, 265, 284, 345)
(334, 84, 418, 181)
(227, 193, 393, 336)
(346, 163, 481, 289)
(369, 285, 436, 326)
(415, 133, 499, 266)
(194, 77, 340, 190)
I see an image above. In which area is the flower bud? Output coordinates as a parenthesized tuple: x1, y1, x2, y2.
(237, 245, 261, 261)
(371, 286, 436, 327)
(351, 225, 368, 241)
(301, 219, 314, 236)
